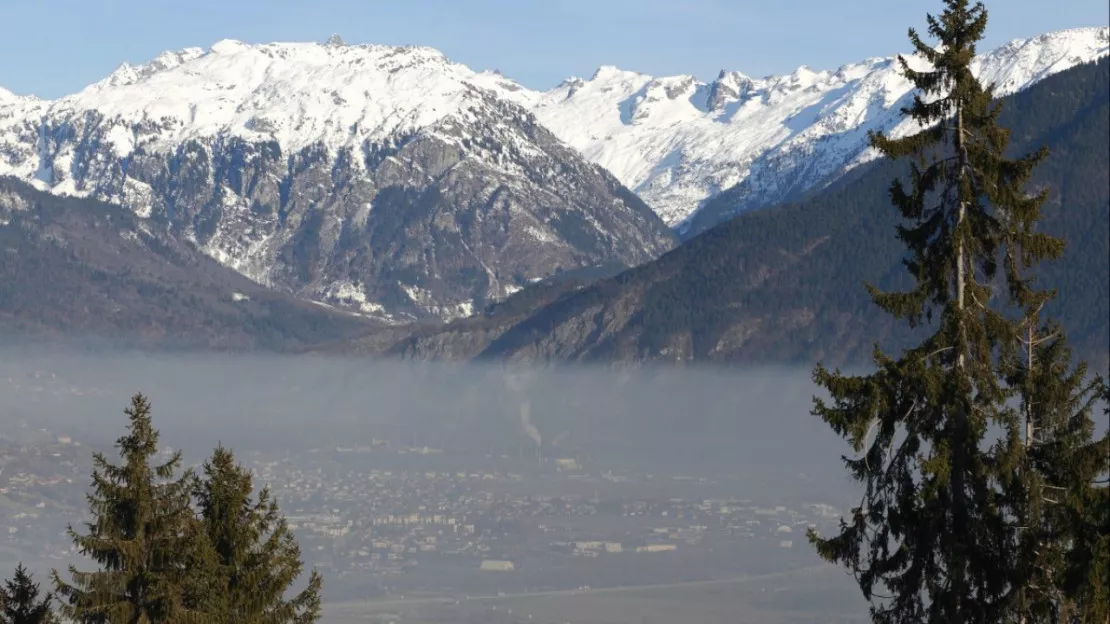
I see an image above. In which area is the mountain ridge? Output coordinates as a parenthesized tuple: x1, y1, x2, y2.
(512, 26, 1108, 234)
(0, 39, 676, 320)
(2, 27, 1105, 234)
(349, 57, 1109, 368)
(0, 27, 1104, 329)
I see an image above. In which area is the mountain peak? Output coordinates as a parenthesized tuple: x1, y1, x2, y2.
(971, 25, 1108, 96)
(100, 47, 207, 88)
(0, 86, 21, 103)
(590, 65, 638, 81)
(715, 68, 751, 82)
(2, 27, 1106, 236)
(209, 38, 249, 54)
(521, 26, 1109, 229)
(0, 37, 676, 322)
(46, 39, 485, 155)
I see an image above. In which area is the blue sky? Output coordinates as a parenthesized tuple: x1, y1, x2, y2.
(2, 0, 1106, 98)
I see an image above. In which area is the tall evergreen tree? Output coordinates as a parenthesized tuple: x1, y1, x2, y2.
(0, 564, 55, 624)
(52, 394, 209, 623)
(997, 165, 1109, 622)
(1002, 314, 1107, 622)
(193, 446, 321, 624)
(805, 1, 1088, 621)
(1050, 382, 1110, 623)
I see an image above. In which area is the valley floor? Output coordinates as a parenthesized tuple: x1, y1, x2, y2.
(321, 564, 866, 624)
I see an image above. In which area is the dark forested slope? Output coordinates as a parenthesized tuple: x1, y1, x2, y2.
(0, 178, 375, 351)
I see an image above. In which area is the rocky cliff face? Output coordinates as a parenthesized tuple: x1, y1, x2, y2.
(0, 41, 675, 321)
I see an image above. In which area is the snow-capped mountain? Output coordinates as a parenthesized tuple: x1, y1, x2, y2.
(0, 28, 1104, 317)
(0, 38, 675, 319)
(502, 26, 1109, 234)
(372, 54, 1110, 365)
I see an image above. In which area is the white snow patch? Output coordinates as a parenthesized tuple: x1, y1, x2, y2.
(400, 282, 475, 320)
(426, 300, 475, 321)
(401, 283, 434, 306)
(524, 225, 557, 244)
(0, 190, 30, 212)
(323, 280, 386, 314)
(103, 124, 136, 158)
(200, 228, 275, 286)
(122, 177, 155, 217)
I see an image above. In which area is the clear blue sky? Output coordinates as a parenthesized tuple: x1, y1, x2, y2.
(2, 0, 1106, 98)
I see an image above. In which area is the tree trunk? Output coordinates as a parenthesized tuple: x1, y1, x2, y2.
(952, 105, 971, 618)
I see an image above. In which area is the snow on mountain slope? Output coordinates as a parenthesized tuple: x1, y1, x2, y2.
(58, 40, 491, 154)
(0, 26, 1104, 301)
(0, 38, 674, 320)
(0, 39, 507, 182)
(0, 87, 25, 104)
(508, 26, 1108, 233)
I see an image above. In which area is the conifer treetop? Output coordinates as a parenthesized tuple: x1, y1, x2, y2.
(52, 394, 206, 623)
(1, 563, 55, 624)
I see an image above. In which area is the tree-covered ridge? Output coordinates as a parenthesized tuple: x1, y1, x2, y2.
(0, 177, 376, 352)
(466, 55, 1108, 369)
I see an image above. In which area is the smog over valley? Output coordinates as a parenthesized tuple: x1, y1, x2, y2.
(0, 1, 1106, 622)
(0, 352, 868, 622)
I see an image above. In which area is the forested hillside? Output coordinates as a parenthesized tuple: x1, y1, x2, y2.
(0, 178, 375, 350)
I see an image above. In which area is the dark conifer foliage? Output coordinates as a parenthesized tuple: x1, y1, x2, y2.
(47, 395, 324, 623)
(51, 394, 210, 623)
(1050, 383, 1110, 623)
(1002, 319, 1108, 622)
(997, 125, 1109, 620)
(0, 564, 55, 624)
(807, 1, 1107, 622)
(193, 446, 322, 623)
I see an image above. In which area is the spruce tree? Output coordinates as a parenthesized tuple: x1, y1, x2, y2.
(1002, 315, 1107, 622)
(0, 564, 55, 624)
(52, 394, 209, 623)
(806, 1, 1078, 621)
(193, 446, 321, 623)
(1052, 383, 1110, 623)
(998, 180, 1109, 622)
